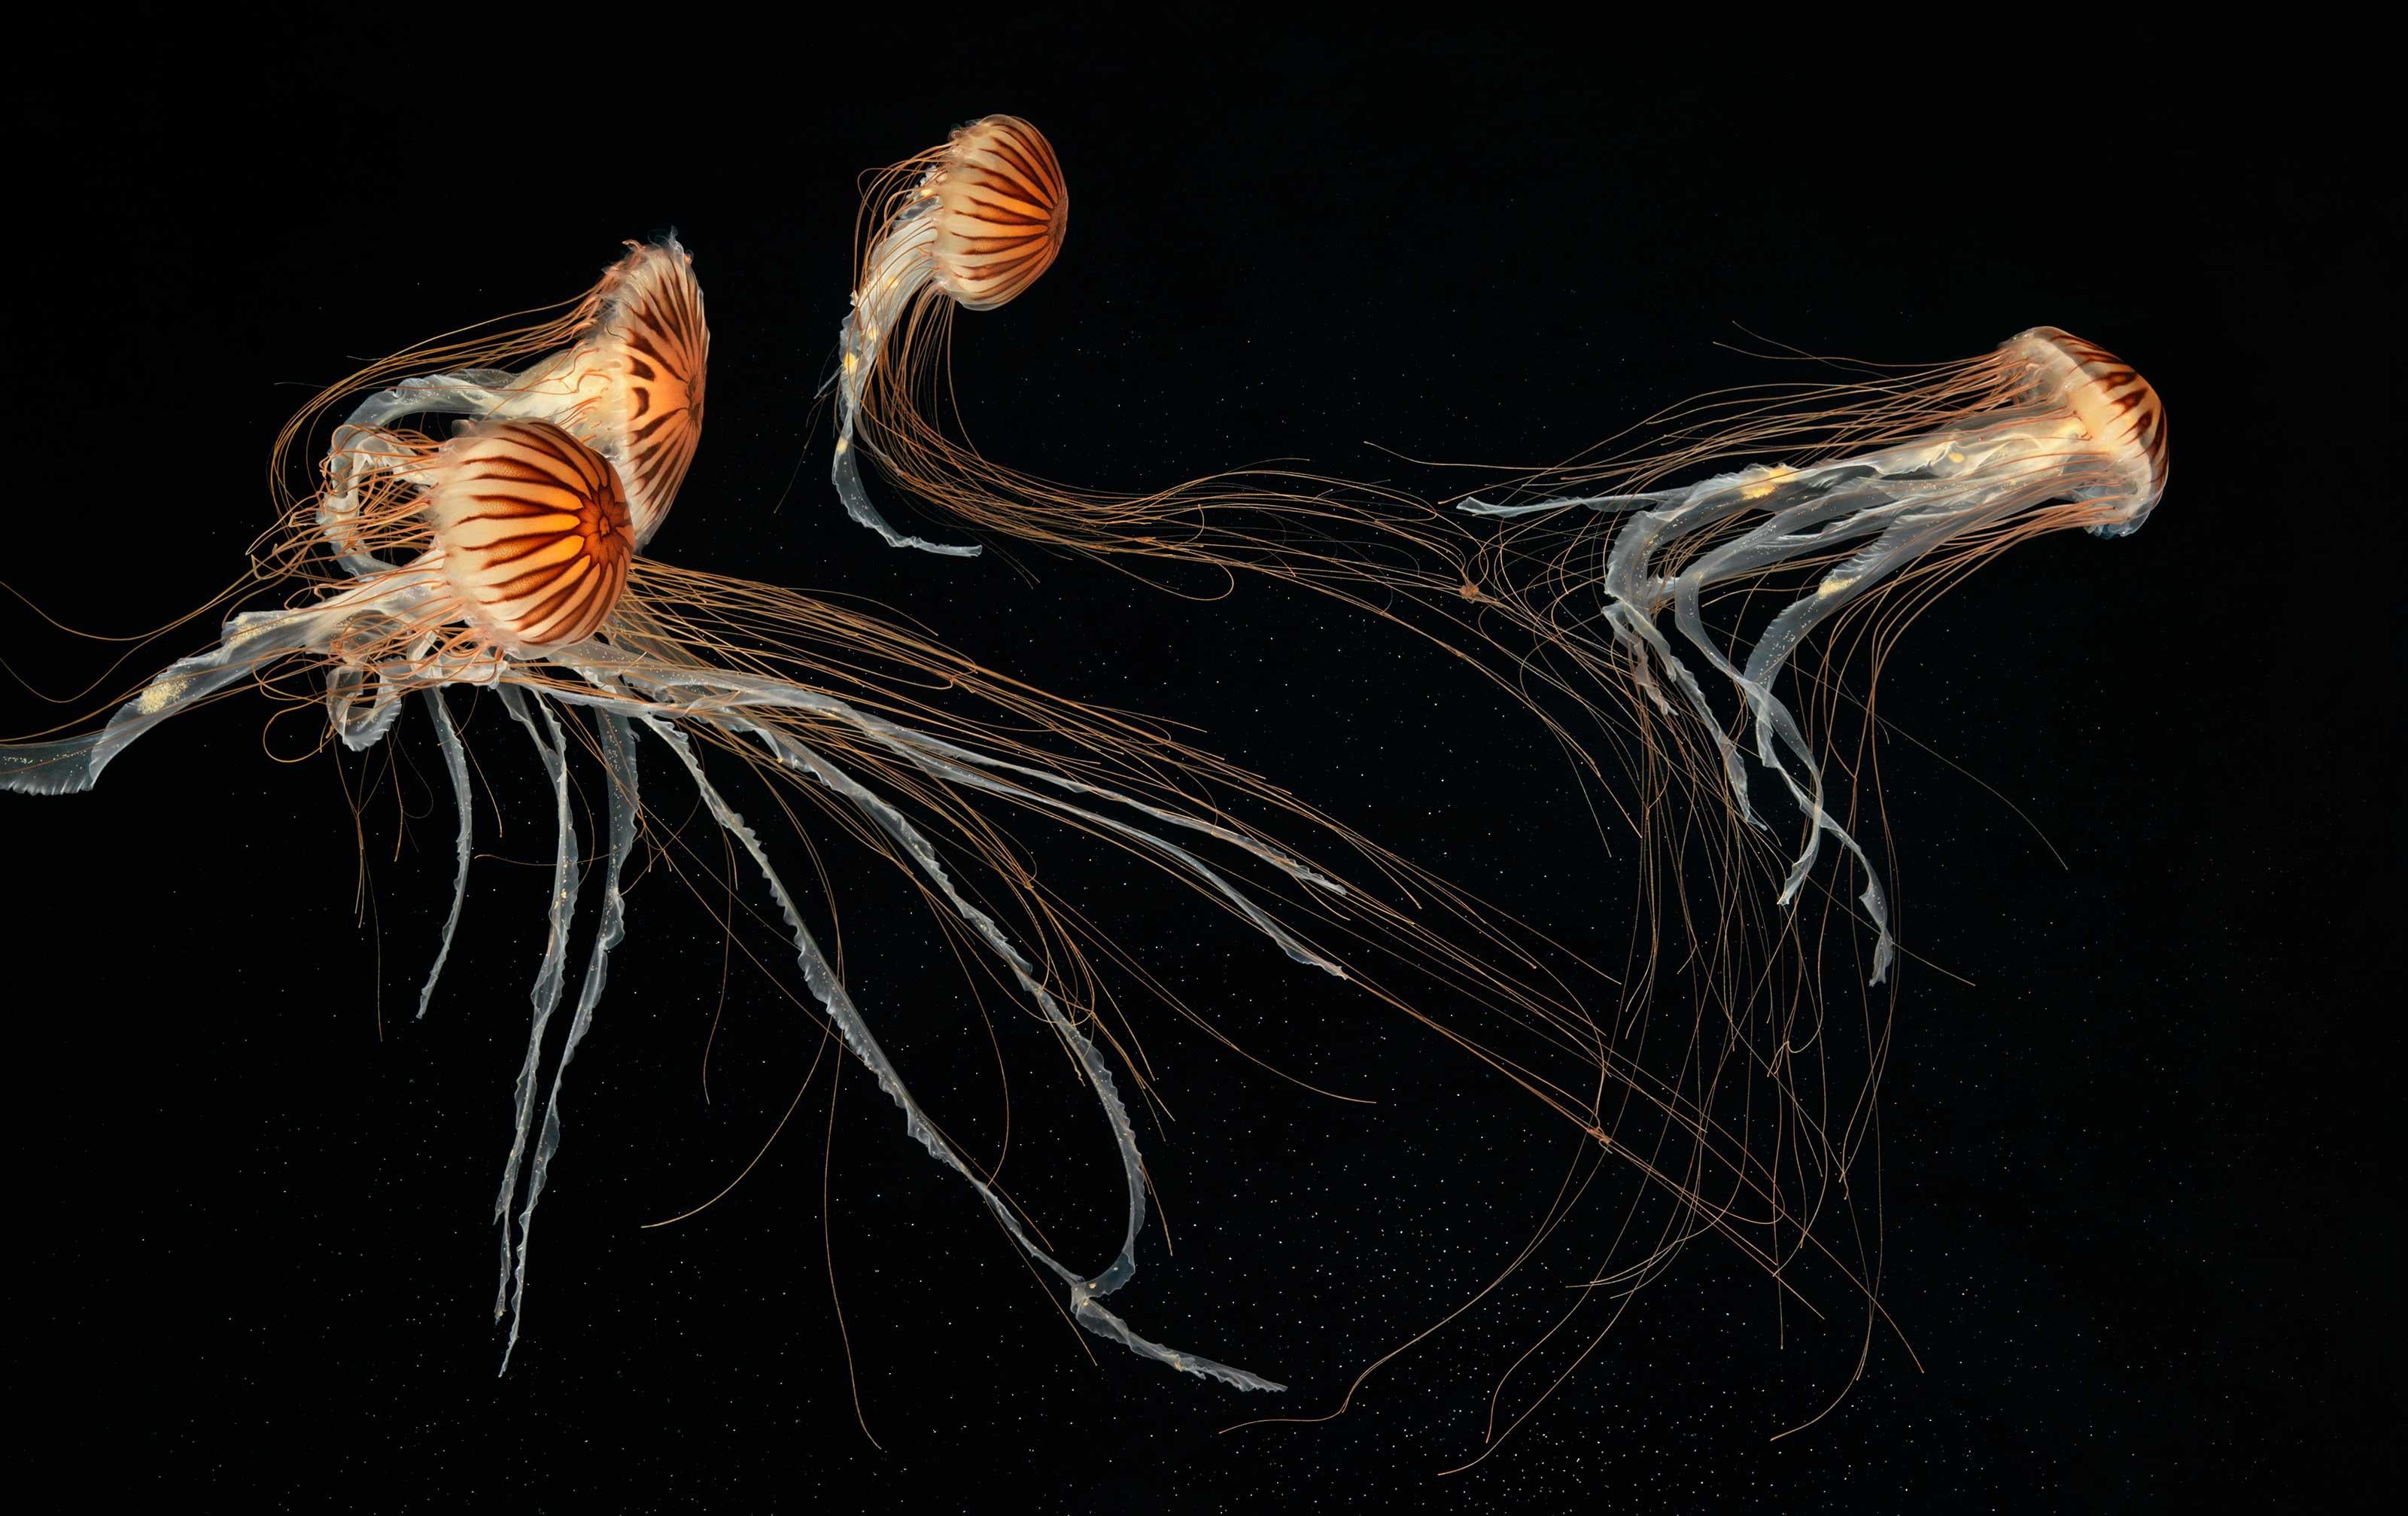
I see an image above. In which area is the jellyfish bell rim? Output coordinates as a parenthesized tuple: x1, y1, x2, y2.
(2000, 326, 2169, 535)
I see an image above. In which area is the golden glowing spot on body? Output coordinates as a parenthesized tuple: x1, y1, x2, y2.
(844, 352, 859, 374)
(136, 674, 190, 714)
(1817, 574, 1857, 598)
(1741, 465, 1795, 502)
(834, 435, 849, 455)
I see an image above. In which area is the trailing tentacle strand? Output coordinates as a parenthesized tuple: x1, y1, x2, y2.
(500, 709, 642, 1371)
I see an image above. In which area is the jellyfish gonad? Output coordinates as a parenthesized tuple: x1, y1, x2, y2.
(1, 238, 1617, 1395)
(1459, 327, 2169, 985)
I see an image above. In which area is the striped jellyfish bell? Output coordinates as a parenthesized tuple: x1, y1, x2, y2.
(425, 419, 635, 650)
(927, 114, 1069, 311)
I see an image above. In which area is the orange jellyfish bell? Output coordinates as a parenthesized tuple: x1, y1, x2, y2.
(424, 419, 634, 650)
(2001, 327, 2169, 533)
(508, 240, 708, 547)
(926, 114, 1069, 310)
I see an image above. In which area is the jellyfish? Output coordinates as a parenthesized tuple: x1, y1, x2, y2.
(826, 116, 1477, 583)
(2, 236, 1625, 1397)
(1213, 328, 2171, 1463)
(831, 114, 1065, 556)
(1457, 327, 2169, 989)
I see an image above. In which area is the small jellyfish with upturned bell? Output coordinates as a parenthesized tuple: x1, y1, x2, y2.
(831, 114, 1067, 556)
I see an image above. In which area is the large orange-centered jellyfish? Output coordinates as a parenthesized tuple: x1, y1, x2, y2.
(282, 238, 707, 559)
(0, 237, 1639, 1396)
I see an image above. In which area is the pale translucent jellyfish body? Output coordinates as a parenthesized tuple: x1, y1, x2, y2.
(1465, 327, 2170, 981)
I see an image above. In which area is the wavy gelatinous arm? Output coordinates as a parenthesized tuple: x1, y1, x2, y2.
(314, 385, 509, 580)
(1462, 461, 1944, 982)
(415, 688, 476, 1021)
(631, 707, 1279, 1391)
(832, 437, 984, 557)
(499, 709, 640, 1371)
(832, 198, 981, 559)
(740, 717, 1282, 1389)
(490, 686, 585, 1356)
(0, 586, 436, 796)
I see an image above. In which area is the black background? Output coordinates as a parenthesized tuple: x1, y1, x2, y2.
(5, 17, 2394, 1512)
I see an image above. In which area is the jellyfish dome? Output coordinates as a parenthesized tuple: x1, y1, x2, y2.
(2005, 326, 2169, 533)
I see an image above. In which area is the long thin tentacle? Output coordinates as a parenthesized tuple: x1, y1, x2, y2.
(416, 686, 476, 1019)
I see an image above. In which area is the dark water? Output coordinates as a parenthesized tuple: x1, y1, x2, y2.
(5, 20, 2392, 1511)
